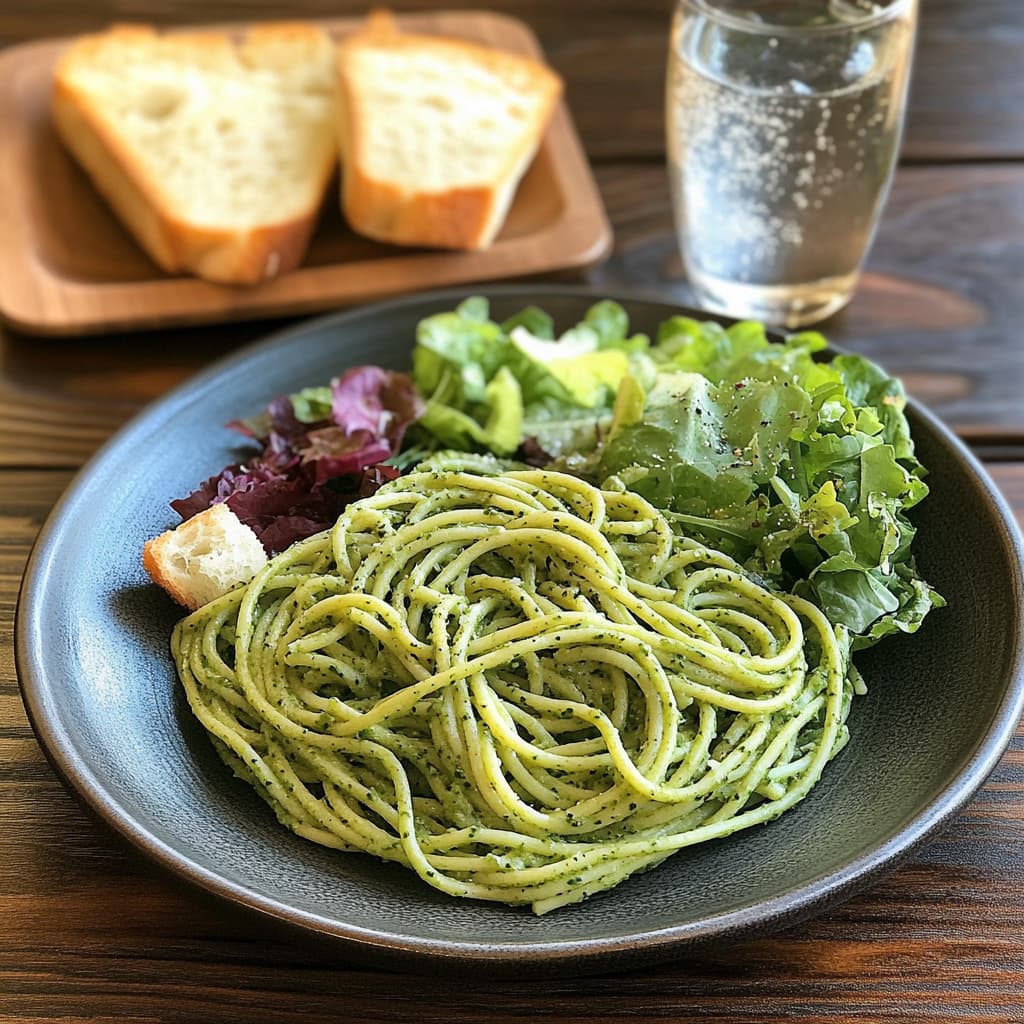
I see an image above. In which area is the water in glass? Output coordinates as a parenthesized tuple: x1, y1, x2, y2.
(667, 0, 916, 326)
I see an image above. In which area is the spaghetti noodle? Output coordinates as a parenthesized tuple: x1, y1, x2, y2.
(172, 461, 854, 913)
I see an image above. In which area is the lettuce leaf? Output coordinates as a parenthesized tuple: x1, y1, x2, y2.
(598, 370, 812, 514)
(171, 368, 421, 553)
(411, 297, 644, 459)
(590, 318, 942, 647)
(520, 405, 611, 460)
(419, 366, 523, 455)
(509, 326, 630, 408)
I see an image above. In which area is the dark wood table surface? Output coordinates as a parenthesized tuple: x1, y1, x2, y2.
(2, 2, 1022, 1021)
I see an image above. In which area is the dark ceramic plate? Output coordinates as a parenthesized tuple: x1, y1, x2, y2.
(17, 286, 1024, 975)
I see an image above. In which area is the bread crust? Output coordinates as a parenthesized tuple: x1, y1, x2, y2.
(335, 11, 562, 250)
(51, 23, 336, 285)
(142, 512, 200, 610)
(341, 173, 503, 251)
(142, 533, 193, 609)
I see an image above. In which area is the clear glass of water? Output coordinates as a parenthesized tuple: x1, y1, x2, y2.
(667, 0, 918, 327)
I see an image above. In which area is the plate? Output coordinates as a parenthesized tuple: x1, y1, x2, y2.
(0, 14, 610, 336)
(16, 285, 1024, 974)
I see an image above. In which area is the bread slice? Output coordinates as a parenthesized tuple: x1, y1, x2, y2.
(143, 503, 267, 610)
(51, 23, 338, 285)
(335, 11, 562, 250)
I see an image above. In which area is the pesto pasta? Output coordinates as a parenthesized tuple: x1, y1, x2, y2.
(172, 461, 856, 913)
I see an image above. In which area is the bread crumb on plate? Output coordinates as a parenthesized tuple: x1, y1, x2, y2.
(143, 503, 267, 610)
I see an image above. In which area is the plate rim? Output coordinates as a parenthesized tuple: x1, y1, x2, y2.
(15, 283, 1024, 968)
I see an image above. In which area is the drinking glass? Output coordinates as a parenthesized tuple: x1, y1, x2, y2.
(666, 0, 917, 327)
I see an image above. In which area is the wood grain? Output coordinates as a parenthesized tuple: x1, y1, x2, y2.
(1, 1, 1022, 1020)
(3, 0, 1020, 162)
(1, 467, 1022, 1021)
(4, 160, 1022, 471)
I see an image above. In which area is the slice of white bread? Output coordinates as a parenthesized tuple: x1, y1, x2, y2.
(143, 503, 267, 610)
(335, 11, 562, 250)
(51, 23, 338, 284)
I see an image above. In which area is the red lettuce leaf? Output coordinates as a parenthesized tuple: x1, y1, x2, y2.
(331, 366, 424, 450)
(171, 368, 421, 553)
(519, 436, 555, 467)
(297, 426, 392, 483)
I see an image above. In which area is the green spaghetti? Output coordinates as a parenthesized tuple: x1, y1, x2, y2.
(172, 462, 857, 913)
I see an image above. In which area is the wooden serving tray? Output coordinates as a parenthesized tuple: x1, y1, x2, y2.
(0, 12, 612, 336)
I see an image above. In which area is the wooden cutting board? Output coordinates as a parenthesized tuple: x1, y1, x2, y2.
(0, 11, 612, 335)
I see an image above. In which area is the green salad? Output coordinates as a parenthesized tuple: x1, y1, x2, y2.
(175, 297, 942, 652)
(407, 298, 943, 650)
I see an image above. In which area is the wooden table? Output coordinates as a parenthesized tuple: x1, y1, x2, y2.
(2, 2, 1022, 1021)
